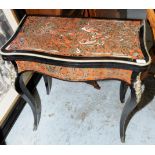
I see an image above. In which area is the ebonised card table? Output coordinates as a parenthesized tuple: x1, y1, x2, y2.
(0, 15, 152, 142)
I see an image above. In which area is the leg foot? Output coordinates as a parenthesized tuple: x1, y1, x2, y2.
(120, 81, 128, 103)
(15, 73, 41, 130)
(43, 75, 52, 95)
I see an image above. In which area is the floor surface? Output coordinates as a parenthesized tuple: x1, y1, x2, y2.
(6, 77, 155, 144)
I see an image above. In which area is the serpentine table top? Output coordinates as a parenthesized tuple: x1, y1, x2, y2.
(1, 15, 151, 67)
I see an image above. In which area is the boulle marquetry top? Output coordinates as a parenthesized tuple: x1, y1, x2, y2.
(0, 15, 151, 71)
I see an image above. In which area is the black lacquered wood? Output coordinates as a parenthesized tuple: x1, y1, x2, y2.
(43, 75, 52, 95)
(15, 72, 41, 130)
(120, 81, 129, 103)
(120, 85, 137, 142)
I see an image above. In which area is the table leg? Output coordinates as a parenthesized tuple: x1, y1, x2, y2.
(120, 81, 128, 103)
(85, 81, 101, 90)
(43, 75, 52, 95)
(120, 74, 142, 142)
(15, 72, 41, 130)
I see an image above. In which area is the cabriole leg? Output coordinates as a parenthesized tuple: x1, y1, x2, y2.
(120, 74, 142, 142)
(43, 75, 52, 95)
(120, 81, 128, 103)
(15, 72, 41, 130)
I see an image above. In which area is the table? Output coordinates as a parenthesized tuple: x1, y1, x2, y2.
(0, 15, 152, 142)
